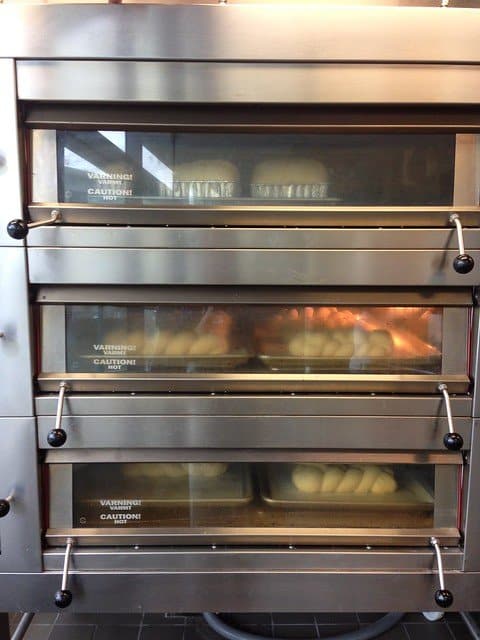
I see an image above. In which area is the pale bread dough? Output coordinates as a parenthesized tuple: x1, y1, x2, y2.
(291, 465, 324, 493)
(252, 157, 328, 185)
(320, 340, 342, 358)
(321, 466, 344, 493)
(164, 331, 196, 356)
(370, 471, 398, 495)
(175, 159, 239, 182)
(354, 465, 382, 494)
(189, 334, 228, 356)
(182, 463, 228, 478)
(335, 467, 363, 493)
(161, 463, 188, 478)
(143, 330, 172, 356)
(126, 330, 145, 355)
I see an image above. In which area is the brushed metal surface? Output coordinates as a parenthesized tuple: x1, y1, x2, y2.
(36, 372, 471, 395)
(44, 528, 460, 548)
(27, 206, 480, 230)
(42, 546, 464, 573)
(27, 247, 480, 286)
(2, 5, 480, 63)
(0, 249, 34, 416)
(3, 569, 480, 612)
(0, 418, 42, 573)
(34, 394, 473, 417)
(442, 308, 469, 376)
(0, 60, 23, 247)
(35, 285, 471, 305)
(15, 60, 480, 104)
(36, 415, 473, 451)
(463, 420, 480, 571)
(453, 135, 480, 206)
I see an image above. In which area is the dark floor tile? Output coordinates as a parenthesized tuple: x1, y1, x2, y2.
(25, 625, 54, 640)
(315, 614, 358, 625)
(357, 613, 387, 623)
(49, 625, 96, 640)
(402, 613, 446, 623)
(445, 613, 463, 623)
(447, 622, 475, 640)
(185, 621, 226, 640)
(57, 614, 141, 626)
(272, 614, 315, 625)
(403, 622, 454, 640)
(9, 612, 21, 632)
(143, 614, 189, 626)
(222, 614, 272, 627)
(33, 614, 59, 625)
(272, 625, 318, 638)
(140, 626, 185, 640)
(94, 626, 140, 640)
(317, 625, 360, 638)
(366, 625, 409, 640)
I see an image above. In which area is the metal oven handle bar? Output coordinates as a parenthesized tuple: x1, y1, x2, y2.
(55, 537, 75, 608)
(7, 209, 61, 240)
(450, 214, 475, 274)
(438, 384, 464, 451)
(47, 382, 69, 448)
(430, 536, 454, 609)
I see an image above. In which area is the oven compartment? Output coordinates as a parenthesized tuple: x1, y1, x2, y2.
(36, 287, 471, 394)
(44, 450, 462, 548)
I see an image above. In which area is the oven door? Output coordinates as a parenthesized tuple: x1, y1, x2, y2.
(36, 287, 471, 394)
(45, 451, 462, 548)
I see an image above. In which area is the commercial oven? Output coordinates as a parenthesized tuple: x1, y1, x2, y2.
(1, 2, 480, 615)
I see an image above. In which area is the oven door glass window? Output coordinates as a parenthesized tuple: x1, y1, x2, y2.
(31, 130, 455, 207)
(63, 303, 443, 375)
(46, 458, 461, 546)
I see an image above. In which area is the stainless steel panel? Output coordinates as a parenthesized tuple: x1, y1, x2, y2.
(31, 130, 57, 204)
(41, 305, 65, 374)
(442, 308, 469, 375)
(35, 285, 471, 305)
(42, 546, 463, 573)
(462, 420, 480, 571)
(0, 60, 23, 247)
(33, 394, 473, 418)
(471, 301, 480, 416)
(45, 528, 460, 548)
(25, 225, 480, 248)
(3, 569, 480, 613)
(2, 6, 480, 64)
(48, 465, 72, 530)
(0, 418, 42, 573)
(44, 450, 461, 465)
(36, 415, 472, 451)
(0, 248, 34, 416)
(36, 372, 471, 395)
(15, 59, 480, 105)
(27, 247, 480, 286)
(453, 135, 480, 206)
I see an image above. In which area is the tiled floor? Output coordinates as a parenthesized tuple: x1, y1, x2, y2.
(10, 612, 480, 640)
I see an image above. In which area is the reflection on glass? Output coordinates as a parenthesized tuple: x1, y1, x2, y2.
(63, 304, 443, 375)
(32, 130, 457, 206)
(66, 461, 456, 531)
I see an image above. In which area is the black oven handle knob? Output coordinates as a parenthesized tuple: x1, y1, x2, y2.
(48, 382, 69, 448)
(54, 590, 73, 609)
(450, 214, 474, 274)
(438, 384, 463, 451)
(47, 429, 67, 447)
(0, 497, 11, 518)
(434, 589, 454, 609)
(430, 537, 453, 609)
(55, 538, 75, 608)
(7, 210, 61, 240)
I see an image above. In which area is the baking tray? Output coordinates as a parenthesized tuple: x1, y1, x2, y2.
(76, 463, 254, 508)
(259, 465, 434, 512)
(258, 354, 442, 373)
(251, 183, 328, 199)
(81, 351, 251, 370)
(158, 181, 238, 199)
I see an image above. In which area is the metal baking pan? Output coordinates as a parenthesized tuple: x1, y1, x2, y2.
(157, 181, 238, 199)
(76, 463, 254, 508)
(80, 351, 252, 370)
(259, 465, 434, 511)
(258, 354, 442, 373)
(251, 183, 329, 199)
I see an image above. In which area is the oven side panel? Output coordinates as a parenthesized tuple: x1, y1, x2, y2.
(0, 59, 23, 247)
(0, 418, 42, 573)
